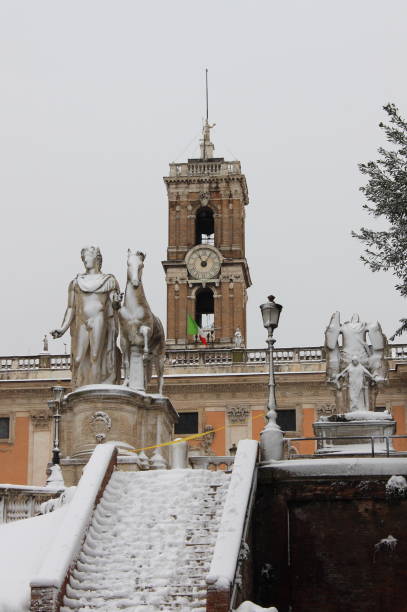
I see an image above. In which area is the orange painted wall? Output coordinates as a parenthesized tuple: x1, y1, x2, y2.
(392, 406, 407, 451)
(0, 417, 29, 484)
(252, 410, 265, 441)
(205, 411, 226, 456)
(291, 407, 316, 455)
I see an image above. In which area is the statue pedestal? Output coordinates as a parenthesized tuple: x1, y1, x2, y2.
(60, 384, 178, 485)
(313, 417, 396, 456)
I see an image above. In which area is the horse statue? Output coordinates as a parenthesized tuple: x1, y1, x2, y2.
(119, 250, 165, 394)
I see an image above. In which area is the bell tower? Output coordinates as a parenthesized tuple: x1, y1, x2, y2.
(162, 121, 251, 348)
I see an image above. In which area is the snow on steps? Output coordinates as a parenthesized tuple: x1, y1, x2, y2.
(61, 468, 230, 611)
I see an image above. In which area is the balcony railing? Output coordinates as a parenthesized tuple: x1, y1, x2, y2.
(0, 344, 406, 372)
(166, 346, 325, 366)
(0, 485, 63, 523)
(169, 160, 242, 178)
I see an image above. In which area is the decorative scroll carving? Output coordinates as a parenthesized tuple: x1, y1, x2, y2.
(226, 405, 250, 424)
(31, 411, 51, 431)
(200, 192, 210, 206)
(90, 411, 112, 443)
(316, 404, 337, 420)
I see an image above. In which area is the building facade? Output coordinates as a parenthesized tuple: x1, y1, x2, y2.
(0, 344, 406, 486)
(1, 123, 407, 486)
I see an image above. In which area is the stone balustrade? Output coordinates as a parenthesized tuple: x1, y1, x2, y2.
(0, 485, 63, 523)
(0, 344, 406, 373)
(189, 456, 235, 471)
(169, 159, 242, 178)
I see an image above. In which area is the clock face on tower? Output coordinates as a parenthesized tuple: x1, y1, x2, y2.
(185, 245, 222, 280)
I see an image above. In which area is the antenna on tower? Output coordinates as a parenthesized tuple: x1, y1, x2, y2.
(205, 67, 209, 122)
(200, 68, 215, 160)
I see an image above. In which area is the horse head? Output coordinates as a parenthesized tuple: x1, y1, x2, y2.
(127, 249, 146, 288)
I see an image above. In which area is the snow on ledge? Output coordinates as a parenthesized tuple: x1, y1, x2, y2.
(344, 410, 393, 421)
(207, 439, 258, 590)
(264, 457, 407, 479)
(0, 506, 68, 611)
(31, 442, 117, 589)
(234, 602, 278, 612)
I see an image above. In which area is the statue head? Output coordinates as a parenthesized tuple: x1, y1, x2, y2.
(127, 249, 146, 288)
(350, 313, 360, 323)
(351, 356, 360, 366)
(81, 246, 102, 272)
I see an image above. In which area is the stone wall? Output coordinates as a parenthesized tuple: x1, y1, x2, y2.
(253, 463, 407, 612)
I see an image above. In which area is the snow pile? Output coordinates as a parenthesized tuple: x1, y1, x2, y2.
(234, 603, 278, 612)
(45, 464, 65, 489)
(344, 410, 393, 421)
(32, 442, 117, 590)
(386, 475, 407, 497)
(0, 505, 68, 611)
(40, 486, 76, 515)
(374, 534, 398, 560)
(61, 467, 230, 611)
(207, 439, 258, 590)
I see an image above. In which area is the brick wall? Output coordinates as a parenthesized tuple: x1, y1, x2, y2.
(253, 472, 407, 612)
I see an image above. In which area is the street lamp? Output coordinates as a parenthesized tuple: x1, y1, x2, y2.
(259, 295, 284, 461)
(48, 386, 64, 465)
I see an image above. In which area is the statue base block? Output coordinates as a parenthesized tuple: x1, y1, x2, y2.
(313, 418, 396, 456)
(60, 384, 178, 485)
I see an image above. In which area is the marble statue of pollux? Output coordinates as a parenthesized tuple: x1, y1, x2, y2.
(51, 246, 122, 388)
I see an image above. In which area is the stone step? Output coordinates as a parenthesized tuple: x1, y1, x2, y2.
(62, 469, 230, 611)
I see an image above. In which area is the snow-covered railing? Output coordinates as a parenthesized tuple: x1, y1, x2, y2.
(30, 443, 118, 612)
(1, 343, 407, 373)
(206, 439, 258, 611)
(189, 456, 234, 471)
(285, 434, 407, 458)
(166, 346, 325, 367)
(0, 485, 63, 523)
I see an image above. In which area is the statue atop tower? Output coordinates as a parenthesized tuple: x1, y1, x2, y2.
(200, 119, 216, 159)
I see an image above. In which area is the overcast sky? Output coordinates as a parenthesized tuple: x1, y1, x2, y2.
(0, 0, 406, 355)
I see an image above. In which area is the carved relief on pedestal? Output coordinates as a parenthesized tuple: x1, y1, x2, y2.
(226, 405, 250, 425)
(90, 411, 112, 443)
(316, 404, 337, 420)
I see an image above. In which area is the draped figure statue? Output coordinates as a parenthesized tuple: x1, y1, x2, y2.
(51, 246, 122, 388)
(324, 311, 388, 412)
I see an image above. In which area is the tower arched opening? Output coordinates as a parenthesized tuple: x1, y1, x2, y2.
(195, 287, 214, 335)
(195, 206, 214, 245)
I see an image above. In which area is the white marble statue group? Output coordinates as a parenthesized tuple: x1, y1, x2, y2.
(51, 246, 165, 393)
(325, 311, 388, 412)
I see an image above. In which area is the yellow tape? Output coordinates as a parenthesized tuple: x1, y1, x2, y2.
(118, 411, 266, 455)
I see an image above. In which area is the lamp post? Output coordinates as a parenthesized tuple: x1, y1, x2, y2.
(259, 295, 284, 461)
(48, 386, 64, 465)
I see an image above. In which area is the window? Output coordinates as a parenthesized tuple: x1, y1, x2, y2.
(195, 207, 214, 245)
(0, 417, 10, 439)
(276, 409, 296, 432)
(175, 412, 199, 435)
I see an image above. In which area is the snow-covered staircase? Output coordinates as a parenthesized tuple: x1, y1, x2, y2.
(60, 468, 230, 611)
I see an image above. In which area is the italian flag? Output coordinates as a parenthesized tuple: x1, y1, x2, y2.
(187, 315, 208, 346)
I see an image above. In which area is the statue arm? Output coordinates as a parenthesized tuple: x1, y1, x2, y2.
(51, 280, 76, 338)
(336, 365, 349, 380)
(325, 311, 341, 350)
(362, 365, 376, 380)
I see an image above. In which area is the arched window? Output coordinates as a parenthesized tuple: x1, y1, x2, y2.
(195, 287, 214, 333)
(195, 206, 214, 245)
